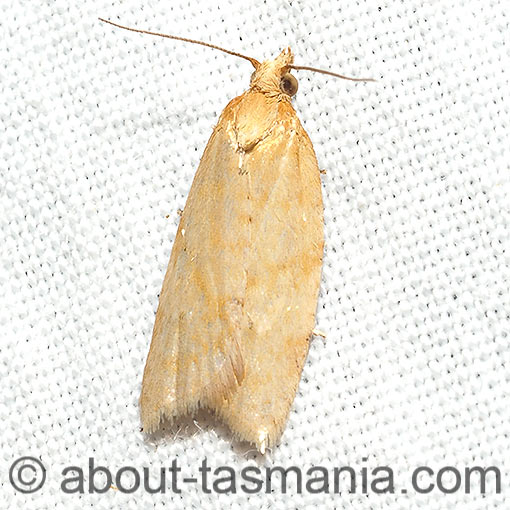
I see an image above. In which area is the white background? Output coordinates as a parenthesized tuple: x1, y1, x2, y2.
(1, 0, 509, 508)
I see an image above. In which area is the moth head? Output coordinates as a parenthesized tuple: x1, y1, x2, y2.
(249, 48, 298, 98)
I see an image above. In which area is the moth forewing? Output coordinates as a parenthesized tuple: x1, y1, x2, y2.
(140, 49, 324, 452)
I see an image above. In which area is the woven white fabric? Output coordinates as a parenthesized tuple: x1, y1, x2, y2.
(1, 0, 509, 508)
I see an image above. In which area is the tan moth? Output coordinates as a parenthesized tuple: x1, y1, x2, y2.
(100, 18, 373, 453)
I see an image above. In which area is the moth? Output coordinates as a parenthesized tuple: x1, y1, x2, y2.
(100, 19, 373, 453)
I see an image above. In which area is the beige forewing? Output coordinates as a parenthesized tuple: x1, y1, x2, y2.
(140, 90, 323, 450)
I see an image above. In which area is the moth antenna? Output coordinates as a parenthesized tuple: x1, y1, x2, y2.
(99, 18, 260, 69)
(290, 64, 375, 82)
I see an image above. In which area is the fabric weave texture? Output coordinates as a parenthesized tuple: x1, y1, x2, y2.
(1, 0, 509, 508)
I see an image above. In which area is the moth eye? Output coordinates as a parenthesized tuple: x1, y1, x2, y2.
(280, 73, 298, 96)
